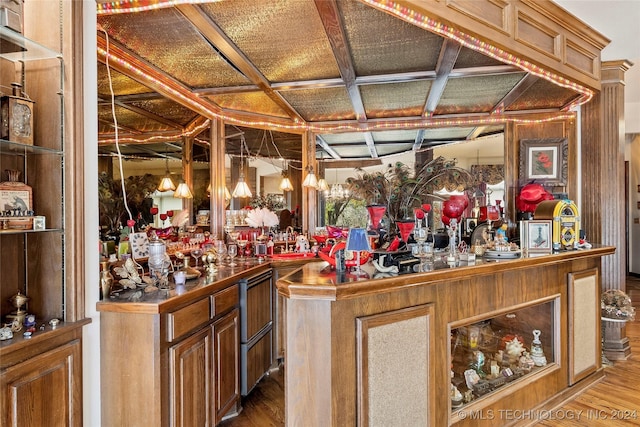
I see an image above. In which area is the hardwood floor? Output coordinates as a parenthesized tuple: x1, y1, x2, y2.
(220, 277, 640, 427)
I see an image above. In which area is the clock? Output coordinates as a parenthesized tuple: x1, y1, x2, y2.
(129, 232, 150, 260)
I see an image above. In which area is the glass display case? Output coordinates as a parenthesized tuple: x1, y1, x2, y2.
(449, 299, 557, 411)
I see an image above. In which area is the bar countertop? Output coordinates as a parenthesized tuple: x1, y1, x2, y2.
(97, 256, 319, 314)
(276, 245, 616, 301)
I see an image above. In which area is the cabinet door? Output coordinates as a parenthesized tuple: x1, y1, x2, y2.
(169, 326, 213, 427)
(214, 308, 240, 423)
(0, 339, 82, 427)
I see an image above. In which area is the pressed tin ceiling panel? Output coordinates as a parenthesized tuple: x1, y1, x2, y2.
(200, 0, 341, 83)
(98, 9, 250, 88)
(128, 99, 200, 127)
(435, 73, 527, 115)
(360, 81, 431, 119)
(454, 46, 507, 69)
(371, 130, 420, 143)
(337, 0, 443, 76)
(280, 87, 356, 122)
(422, 127, 478, 141)
(206, 91, 290, 119)
(505, 79, 580, 111)
(375, 142, 415, 157)
(97, 65, 153, 98)
(95, 0, 588, 161)
(98, 104, 176, 134)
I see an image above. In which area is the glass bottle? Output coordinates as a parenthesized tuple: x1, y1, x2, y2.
(100, 261, 113, 300)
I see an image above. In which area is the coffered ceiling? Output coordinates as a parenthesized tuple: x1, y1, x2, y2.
(96, 0, 588, 164)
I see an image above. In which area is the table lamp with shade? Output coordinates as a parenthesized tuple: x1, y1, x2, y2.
(345, 227, 371, 277)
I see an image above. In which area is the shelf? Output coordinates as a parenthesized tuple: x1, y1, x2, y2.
(0, 139, 63, 156)
(0, 228, 63, 235)
(449, 299, 556, 412)
(0, 26, 61, 62)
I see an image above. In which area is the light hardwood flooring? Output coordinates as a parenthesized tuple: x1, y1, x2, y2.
(220, 277, 640, 427)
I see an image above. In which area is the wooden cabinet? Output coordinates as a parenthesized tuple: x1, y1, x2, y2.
(0, 324, 85, 427)
(214, 309, 240, 423)
(169, 325, 214, 427)
(0, 4, 87, 425)
(278, 248, 614, 426)
(100, 283, 240, 427)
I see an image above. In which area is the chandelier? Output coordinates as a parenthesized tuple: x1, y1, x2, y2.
(327, 183, 349, 200)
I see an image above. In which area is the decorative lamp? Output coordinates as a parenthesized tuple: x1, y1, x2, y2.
(157, 147, 176, 192)
(280, 171, 294, 192)
(173, 182, 193, 199)
(345, 227, 371, 276)
(233, 135, 253, 198)
(232, 175, 253, 198)
(317, 177, 329, 192)
(302, 166, 318, 188)
(158, 176, 176, 192)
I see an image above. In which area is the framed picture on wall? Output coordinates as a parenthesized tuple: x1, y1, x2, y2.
(520, 220, 553, 255)
(519, 138, 568, 186)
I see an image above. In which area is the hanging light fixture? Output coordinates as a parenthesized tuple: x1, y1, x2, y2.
(302, 165, 318, 188)
(280, 160, 294, 192)
(317, 177, 329, 192)
(232, 135, 253, 198)
(157, 146, 176, 192)
(173, 181, 193, 199)
(327, 169, 349, 201)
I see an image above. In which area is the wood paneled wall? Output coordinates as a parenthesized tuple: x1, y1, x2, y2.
(581, 60, 633, 360)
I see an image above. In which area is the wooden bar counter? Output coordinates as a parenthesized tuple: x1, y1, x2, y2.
(277, 246, 615, 427)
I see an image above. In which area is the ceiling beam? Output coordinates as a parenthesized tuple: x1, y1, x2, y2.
(321, 158, 383, 169)
(424, 39, 462, 115)
(316, 135, 342, 160)
(490, 73, 539, 114)
(175, 4, 305, 123)
(413, 129, 425, 151)
(315, 0, 378, 159)
(103, 97, 184, 130)
(466, 126, 487, 140)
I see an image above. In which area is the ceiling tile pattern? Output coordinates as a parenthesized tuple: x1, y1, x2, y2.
(96, 0, 586, 162)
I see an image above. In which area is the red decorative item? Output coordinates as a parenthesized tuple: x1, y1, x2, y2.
(414, 208, 425, 219)
(166, 210, 174, 218)
(518, 183, 554, 213)
(126, 219, 136, 228)
(443, 199, 465, 221)
(386, 236, 400, 252)
(150, 206, 159, 215)
(397, 220, 415, 243)
(318, 241, 370, 268)
(421, 203, 432, 213)
(366, 204, 386, 230)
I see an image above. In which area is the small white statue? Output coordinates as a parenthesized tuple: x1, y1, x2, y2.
(295, 235, 310, 253)
(530, 330, 547, 367)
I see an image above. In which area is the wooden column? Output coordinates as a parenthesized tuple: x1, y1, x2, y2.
(209, 118, 225, 239)
(182, 136, 194, 222)
(302, 131, 317, 233)
(581, 60, 632, 360)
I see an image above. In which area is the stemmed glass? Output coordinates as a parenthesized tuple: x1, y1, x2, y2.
(191, 247, 203, 269)
(215, 240, 227, 266)
(166, 210, 174, 224)
(237, 239, 248, 261)
(160, 213, 168, 227)
(227, 244, 238, 267)
(150, 206, 159, 226)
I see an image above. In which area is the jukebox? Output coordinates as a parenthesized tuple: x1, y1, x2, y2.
(534, 199, 580, 250)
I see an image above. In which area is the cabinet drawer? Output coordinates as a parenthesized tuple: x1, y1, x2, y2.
(167, 297, 211, 342)
(211, 284, 238, 318)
